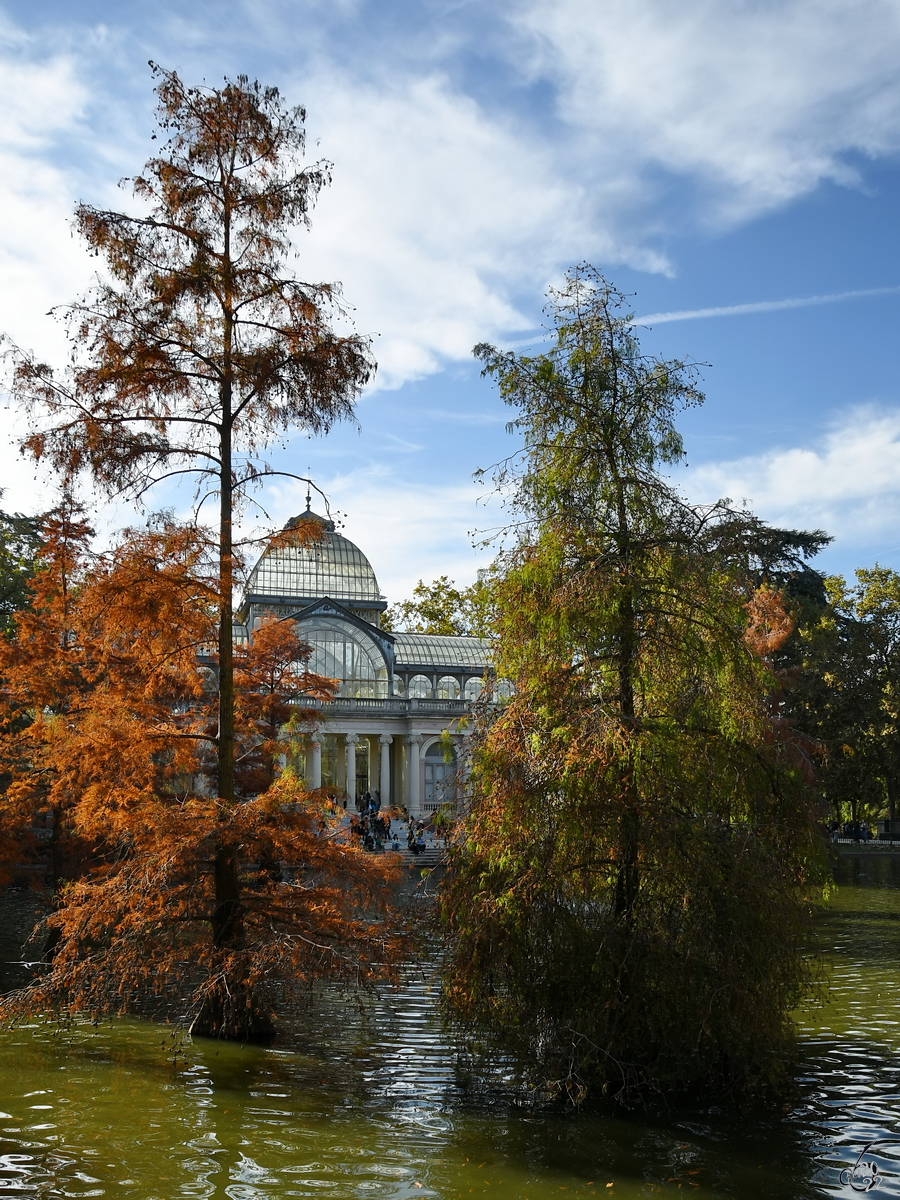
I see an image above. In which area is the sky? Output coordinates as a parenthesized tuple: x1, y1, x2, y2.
(1, 0, 900, 600)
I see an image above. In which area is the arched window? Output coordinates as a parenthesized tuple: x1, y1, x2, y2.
(423, 739, 457, 809)
(300, 617, 389, 699)
(464, 677, 482, 701)
(392, 676, 405, 696)
(494, 678, 514, 700)
(437, 675, 460, 700)
(408, 674, 431, 699)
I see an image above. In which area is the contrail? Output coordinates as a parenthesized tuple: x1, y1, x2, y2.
(632, 285, 900, 326)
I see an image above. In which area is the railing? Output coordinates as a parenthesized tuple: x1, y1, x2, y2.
(410, 698, 468, 713)
(422, 799, 455, 813)
(834, 837, 899, 846)
(328, 698, 409, 713)
(305, 697, 470, 716)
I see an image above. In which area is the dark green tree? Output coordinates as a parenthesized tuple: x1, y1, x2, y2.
(793, 567, 900, 829)
(440, 266, 827, 1103)
(0, 495, 41, 638)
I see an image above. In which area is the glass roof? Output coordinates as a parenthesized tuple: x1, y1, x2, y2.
(242, 511, 383, 605)
(393, 633, 490, 669)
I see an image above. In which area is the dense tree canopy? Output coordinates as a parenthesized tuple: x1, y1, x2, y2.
(440, 266, 827, 1103)
(791, 566, 900, 828)
(0, 509, 400, 1036)
(0, 497, 41, 639)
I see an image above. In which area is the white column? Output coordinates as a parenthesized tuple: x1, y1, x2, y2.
(406, 734, 422, 814)
(310, 740, 322, 789)
(379, 735, 392, 805)
(345, 733, 359, 806)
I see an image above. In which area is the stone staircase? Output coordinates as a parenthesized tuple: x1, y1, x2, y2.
(339, 816, 447, 869)
(387, 842, 445, 869)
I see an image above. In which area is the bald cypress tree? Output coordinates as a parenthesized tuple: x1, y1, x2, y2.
(5, 67, 375, 1039)
(441, 267, 827, 1102)
(0, 513, 401, 1036)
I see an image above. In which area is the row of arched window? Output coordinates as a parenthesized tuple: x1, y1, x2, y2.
(393, 675, 513, 700)
(271, 616, 513, 702)
(394, 675, 482, 700)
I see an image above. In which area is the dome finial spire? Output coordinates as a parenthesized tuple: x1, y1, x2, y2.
(305, 470, 312, 513)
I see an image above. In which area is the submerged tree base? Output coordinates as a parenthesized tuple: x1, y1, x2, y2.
(188, 976, 277, 1043)
(441, 265, 829, 1105)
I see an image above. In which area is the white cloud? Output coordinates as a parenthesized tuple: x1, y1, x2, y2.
(635, 286, 900, 326)
(232, 1, 900, 385)
(0, 44, 112, 516)
(685, 408, 900, 555)
(417, 409, 507, 426)
(4, 0, 900, 406)
(0, 47, 98, 366)
(290, 70, 608, 389)
(512, 0, 900, 224)
(4, 1, 900, 548)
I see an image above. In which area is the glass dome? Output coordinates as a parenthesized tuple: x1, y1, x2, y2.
(243, 510, 383, 605)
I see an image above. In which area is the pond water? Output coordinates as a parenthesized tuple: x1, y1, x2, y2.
(0, 857, 899, 1199)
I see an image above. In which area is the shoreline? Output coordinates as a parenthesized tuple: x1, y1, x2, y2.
(833, 841, 900, 854)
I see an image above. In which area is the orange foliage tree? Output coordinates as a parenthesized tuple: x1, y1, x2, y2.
(3, 67, 378, 1037)
(0, 509, 400, 1038)
(232, 615, 326, 797)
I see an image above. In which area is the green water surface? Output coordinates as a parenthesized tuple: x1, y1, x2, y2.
(0, 858, 899, 1199)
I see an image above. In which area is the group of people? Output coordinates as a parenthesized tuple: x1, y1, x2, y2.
(346, 808, 434, 856)
(322, 786, 447, 857)
(349, 810, 393, 851)
(829, 819, 873, 842)
(357, 790, 381, 814)
(406, 820, 430, 856)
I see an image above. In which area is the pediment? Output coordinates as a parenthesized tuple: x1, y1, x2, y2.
(286, 597, 395, 656)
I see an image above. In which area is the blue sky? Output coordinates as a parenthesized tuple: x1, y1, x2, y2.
(1, 0, 900, 599)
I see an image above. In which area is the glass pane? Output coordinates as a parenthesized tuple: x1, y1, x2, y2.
(301, 618, 388, 698)
(408, 674, 431, 699)
(393, 632, 489, 669)
(423, 741, 456, 761)
(424, 759, 456, 803)
(464, 677, 482, 700)
(245, 528, 383, 604)
(437, 676, 460, 700)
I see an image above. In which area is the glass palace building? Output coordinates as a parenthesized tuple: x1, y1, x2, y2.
(234, 507, 489, 817)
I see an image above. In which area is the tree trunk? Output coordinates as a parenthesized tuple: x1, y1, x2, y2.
(191, 379, 275, 1042)
(613, 801, 640, 924)
(613, 472, 640, 928)
(41, 802, 66, 961)
(887, 774, 897, 837)
(189, 966, 277, 1043)
(211, 404, 244, 950)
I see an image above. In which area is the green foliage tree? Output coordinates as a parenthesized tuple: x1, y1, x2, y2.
(4, 68, 374, 1038)
(0, 495, 41, 639)
(793, 566, 900, 828)
(440, 266, 827, 1103)
(384, 574, 494, 637)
